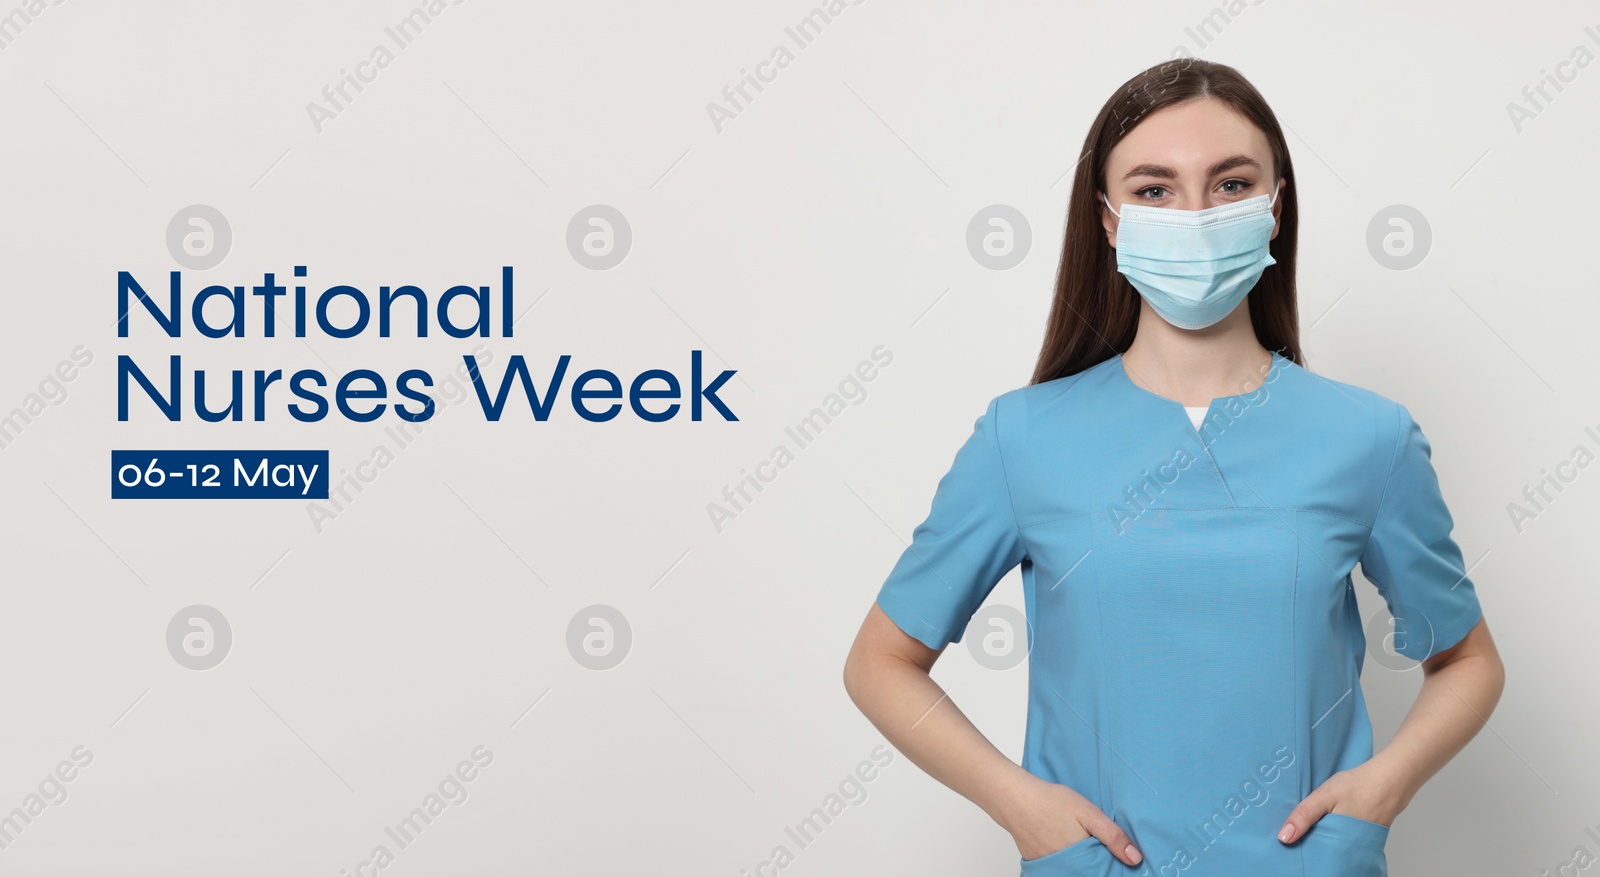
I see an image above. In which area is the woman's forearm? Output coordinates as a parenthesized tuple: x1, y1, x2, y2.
(1367, 619, 1506, 814)
(842, 649, 1038, 829)
(843, 606, 1143, 866)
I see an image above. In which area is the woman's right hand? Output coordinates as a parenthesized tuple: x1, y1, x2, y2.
(1003, 777, 1143, 867)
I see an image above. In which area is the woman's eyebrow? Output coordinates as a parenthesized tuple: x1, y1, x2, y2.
(1120, 154, 1263, 180)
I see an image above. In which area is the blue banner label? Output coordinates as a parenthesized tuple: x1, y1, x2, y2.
(112, 450, 329, 499)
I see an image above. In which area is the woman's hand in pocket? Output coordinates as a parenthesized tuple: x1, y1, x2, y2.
(1278, 763, 1408, 843)
(1002, 776, 1143, 867)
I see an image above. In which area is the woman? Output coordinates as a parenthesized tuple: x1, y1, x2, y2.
(842, 59, 1504, 876)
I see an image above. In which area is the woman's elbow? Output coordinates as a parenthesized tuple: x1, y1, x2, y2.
(1423, 616, 1506, 700)
(842, 632, 881, 708)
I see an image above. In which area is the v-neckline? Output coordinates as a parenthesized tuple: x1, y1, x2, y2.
(1111, 350, 1284, 425)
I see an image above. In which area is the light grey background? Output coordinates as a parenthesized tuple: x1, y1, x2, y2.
(0, 1, 1595, 874)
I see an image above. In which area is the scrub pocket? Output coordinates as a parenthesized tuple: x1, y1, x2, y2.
(1298, 812, 1390, 877)
(1018, 835, 1112, 877)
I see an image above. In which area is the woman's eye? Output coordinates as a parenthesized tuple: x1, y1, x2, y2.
(1133, 181, 1252, 202)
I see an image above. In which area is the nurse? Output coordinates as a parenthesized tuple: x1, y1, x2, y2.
(842, 59, 1505, 876)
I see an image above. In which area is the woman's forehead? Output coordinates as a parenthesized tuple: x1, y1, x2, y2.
(1106, 99, 1272, 178)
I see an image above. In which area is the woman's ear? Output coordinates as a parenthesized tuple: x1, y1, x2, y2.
(1100, 192, 1120, 249)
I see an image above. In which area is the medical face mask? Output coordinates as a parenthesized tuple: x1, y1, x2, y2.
(1103, 182, 1282, 330)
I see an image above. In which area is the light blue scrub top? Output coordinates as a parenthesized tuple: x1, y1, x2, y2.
(874, 352, 1484, 877)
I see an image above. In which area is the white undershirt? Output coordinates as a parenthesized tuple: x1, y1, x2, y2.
(1184, 406, 1208, 430)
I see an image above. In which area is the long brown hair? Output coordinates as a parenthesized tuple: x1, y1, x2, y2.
(1030, 59, 1303, 385)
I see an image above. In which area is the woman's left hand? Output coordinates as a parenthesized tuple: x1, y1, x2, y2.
(1277, 763, 1409, 844)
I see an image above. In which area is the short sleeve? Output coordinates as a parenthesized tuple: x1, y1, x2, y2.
(1358, 403, 1484, 661)
(874, 395, 1027, 650)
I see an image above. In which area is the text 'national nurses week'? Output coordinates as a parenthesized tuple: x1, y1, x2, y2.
(114, 267, 739, 424)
